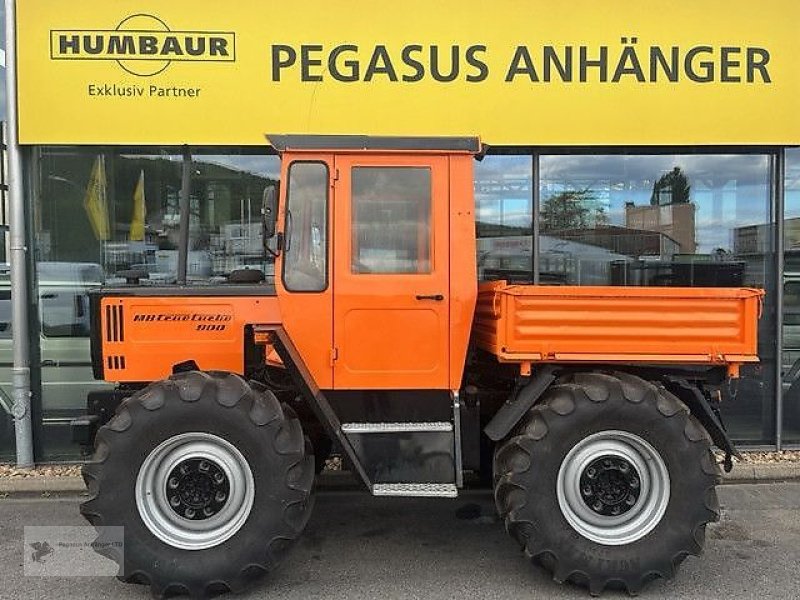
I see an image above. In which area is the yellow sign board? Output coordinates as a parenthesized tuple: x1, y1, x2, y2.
(16, 0, 800, 146)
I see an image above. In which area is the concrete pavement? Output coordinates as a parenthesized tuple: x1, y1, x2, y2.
(1, 460, 799, 495)
(0, 483, 799, 599)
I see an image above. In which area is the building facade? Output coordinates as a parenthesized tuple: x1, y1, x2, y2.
(1, 1, 799, 460)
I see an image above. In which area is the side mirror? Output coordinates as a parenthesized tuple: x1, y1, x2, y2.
(262, 185, 278, 240)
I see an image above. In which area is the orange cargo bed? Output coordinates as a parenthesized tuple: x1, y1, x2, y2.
(473, 282, 764, 374)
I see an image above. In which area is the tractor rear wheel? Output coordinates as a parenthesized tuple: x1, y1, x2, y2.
(494, 371, 719, 595)
(81, 370, 314, 597)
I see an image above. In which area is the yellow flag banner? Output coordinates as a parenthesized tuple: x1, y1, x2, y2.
(84, 155, 110, 241)
(129, 169, 146, 241)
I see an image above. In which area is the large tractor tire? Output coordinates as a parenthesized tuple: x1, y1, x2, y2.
(81, 371, 315, 598)
(494, 371, 719, 595)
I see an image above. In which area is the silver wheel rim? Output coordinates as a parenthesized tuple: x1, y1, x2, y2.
(135, 432, 255, 550)
(556, 430, 670, 546)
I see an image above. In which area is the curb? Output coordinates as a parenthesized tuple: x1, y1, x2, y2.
(1, 465, 799, 495)
(0, 475, 86, 495)
(721, 463, 800, 483)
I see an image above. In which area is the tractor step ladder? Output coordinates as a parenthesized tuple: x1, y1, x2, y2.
(341, 422, 453, 433)
(372, 482, 458, 498)
(340, 420, 460, 498)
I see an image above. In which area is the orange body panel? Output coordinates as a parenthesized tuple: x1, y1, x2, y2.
(331, 153, 451, 390)
(99, 294, 281, 382)
(474, 281, 763, 369)
(447, 155, 478, 389)
(274, 153, 335, 389)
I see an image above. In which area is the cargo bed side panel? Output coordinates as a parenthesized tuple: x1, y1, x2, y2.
(475, 283, 762, 365)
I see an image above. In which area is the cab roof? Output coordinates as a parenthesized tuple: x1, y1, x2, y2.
(266, 134, 481, 154)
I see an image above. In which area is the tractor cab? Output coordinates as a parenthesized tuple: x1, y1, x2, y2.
(266, 135, 480, 393)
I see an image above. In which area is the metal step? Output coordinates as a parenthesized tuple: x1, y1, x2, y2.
(341, 422, 453, 434)
(372, 483, 458, 498)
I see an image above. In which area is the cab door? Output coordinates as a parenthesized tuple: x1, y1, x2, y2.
(332, 154, 450, 389)
(275, 155, 335, 389)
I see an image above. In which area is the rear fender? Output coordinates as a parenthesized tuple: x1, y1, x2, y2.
(662, 376, 740, 471)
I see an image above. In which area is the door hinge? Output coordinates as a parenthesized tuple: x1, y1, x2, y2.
(333, 168, 340, 182)
(330, 347, 339, 365)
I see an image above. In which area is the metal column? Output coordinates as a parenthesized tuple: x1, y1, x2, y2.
(176, 146, 192, 285)
(5, 0, 34, 467)
(774, 149, 785, 450)
(532, 152, 540, 284)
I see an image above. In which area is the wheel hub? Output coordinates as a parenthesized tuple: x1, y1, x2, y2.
(167, 458, 230, 520)
(556, 430, 670, 546)
(135, 432, 255, 550)
(579, 455, 641, 516)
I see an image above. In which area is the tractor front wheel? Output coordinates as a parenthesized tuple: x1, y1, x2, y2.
(81, 371, 314, 597)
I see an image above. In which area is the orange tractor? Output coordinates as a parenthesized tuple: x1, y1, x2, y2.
(76, 136, 763, 597)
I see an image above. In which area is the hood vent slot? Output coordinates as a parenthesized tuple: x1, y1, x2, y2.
(105, 304, 125, 342)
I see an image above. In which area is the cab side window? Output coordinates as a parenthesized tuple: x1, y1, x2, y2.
(282, 162, 329, 292)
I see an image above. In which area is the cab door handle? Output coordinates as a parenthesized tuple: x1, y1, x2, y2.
(416, 294, 444, 301)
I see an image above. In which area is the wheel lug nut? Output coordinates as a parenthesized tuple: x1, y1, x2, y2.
(199, 461, 210, 472)
(179, 464, 190, 475)
(168, 477, 179, 489)
(213, 472, 225, 484)
(611, 506, 621, 516)
(185, 508, 196, 519)
(592, 501, 603, 512)
(169, 496, 180, 507)
(626, 495, 636, 506)
(586, 468, 596, 479)
(619, 463, 629, 473)
(630, 478, 639, 489)
(203, 507, 214, 517)
(582, 486, 592, 497)
(215, 491, 227, 503)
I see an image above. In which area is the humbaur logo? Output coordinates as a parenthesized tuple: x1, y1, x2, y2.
(50, 14, 235, 76)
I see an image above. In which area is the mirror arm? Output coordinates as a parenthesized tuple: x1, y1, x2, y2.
(265, 232, 284, 258)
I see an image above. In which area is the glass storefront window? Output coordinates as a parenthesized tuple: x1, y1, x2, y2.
(35, 147, 279, 285)
(539, 153, 775, 444)
(1, 145, 790, 461)
(783, 147, 800, 444)
(475, 155, 533, 281)
(0, 283, 12, 459)
(28, 147, 279, 459)
(540, 155, 773, 288)
(0, 0, 9, 457)
(187, 151, 279, 283)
